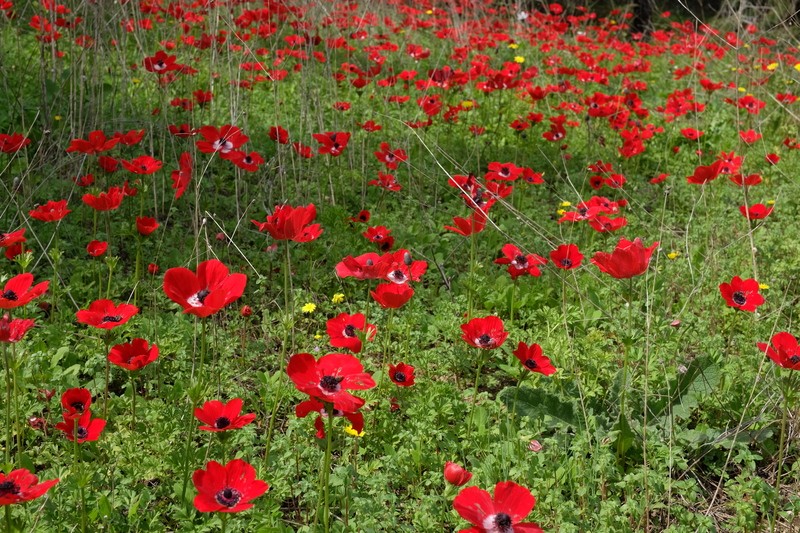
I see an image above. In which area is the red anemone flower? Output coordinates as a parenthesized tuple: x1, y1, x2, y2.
(171, 152, 192, 199)
(163, 259, 247, 318)
(312, 131, 350, 157)
(349, 210, 370, 223)
(591, 238, 659, 279)
(326, 313, 377, 353)
(252, 204, 323, 243)
(65, 130, 119, 154)
(0, 314, 35, 343)
(0, 133, 31, 153)
(0, 469, 59, 505)
(296, 398, 364, 439)
(453, 481, 543, 533)
(143, 50, 181, 73)
(107, 338, 159, 371)
(194, 398, 256, 432)
(378, 249, 428, 285)
(444, 461, 472, 487)
(196, 125, 249, 155)
(370, 282, 414, 309)
(373, 142, 407, 170)
(719, 276, 764, 312)
(136, 216, 159, 236)
(287, 352, 376, 412)
(363, 225, 394, 251)
(739, 203, 773, 220)
(0, 228, 26, 249)
(461, 316, 508, 349)
(757, 332, 800, 370)
(82, 186, 124, 211)
(513, 342, 557, 376)
(87, 240, 108, 257)
(60, 388, 92, 419)
(121, 155, 163, 175)
(550, 244, 583, 270)
(75, 299, 139, 329)
(335, 253, 384, 280)
(268, 126, 289, 144)
(494, 244, 547, 279)
(445, 212, 487, 236)
(192, 459, 269, 513)
(0, 273, 49, 309)
(55, 410, 106, 443)
(29, 200, 71, 222)
(388, 362, 416, 386)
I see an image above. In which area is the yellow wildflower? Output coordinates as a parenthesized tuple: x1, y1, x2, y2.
(766, 63, 779, 71)
(301, 302, 316, 314)
(344, 424, 364, 437)
(667, 251, 680, 260)
(759, 283, 770, 290)
(560, 201, 572, 207)
(508, 43, 519, 50)
(514, 56, 525, 64)
(332, 293, 345, 304)
(556, 209, 566, 216)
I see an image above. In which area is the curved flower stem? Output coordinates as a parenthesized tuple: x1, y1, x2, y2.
(465, 350, 485, 442)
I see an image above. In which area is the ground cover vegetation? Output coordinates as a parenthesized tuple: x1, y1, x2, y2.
(1, 0, 800, 530)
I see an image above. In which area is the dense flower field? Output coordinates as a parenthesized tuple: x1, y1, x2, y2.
(1, 0, 800, 531)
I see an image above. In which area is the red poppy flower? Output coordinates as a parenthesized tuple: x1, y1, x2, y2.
(443, 461, 472, 487)
(591, 238, 659, 279)
(513, 342, 556, 376)
(227, 150, 263, 172)
(739, 203, 773, 220)
(292, 142, 313, 158)
(194, 398, 256, 432)
(373, 142, 407, 170)
(370, 282, 414, 309)
(312, 131, 350, 157)
(0, 133, 31, 153)
(163, 259, 247, 318)
(268, 126, 289, 144)
(168, 124, 197, 138)
(65, 130, 119, 154)
(196, 125, 249, 155)
(358, 120, 382, 132)
(335, 253, 384, 280)
(494, 244, 547, 279)
(296, 398, 364, 439)
(0, 469, 58, 505)
(739, 129, 762, 144)
(0, 273, 49, 309)
(136, 216, 159, 236)
(82, 186, 124, 211)
(121, 155, 162, 175)
(107, 338, 159, 371)
(485, 162, 523, 182)
(766, 153, 780, 165)
(60, 388, 92, 419)
(388, 362, 415, 386)
(87, 240, 108, 257)
(445, 211, 487, 236)
(685, 161, 722, 185)
(719, 276, 764, 312)
(453, 481, 542, 533)
(550, 244, 583, 270)
(55, 409, 106, 443)
(113, 129, 145, 146)
(461, 316, 508, 349)
(0, 228, 26, 249)
(326, 313, 376, 353)
(368, 171, 402, 192)
(0, 314, 35, 343)
(680, 128, 703, 140)
(349, 210, 370, 223)
(75, 299, 139, 329)
(378, 249, 428, 285)
(287, 352, 376, 412)
(193, 459, 269, 513)
(29, 200, 71, 222)
(252, 204, 323, 243)
(757, 332, 800, 370)
(729, 173, 762, 187)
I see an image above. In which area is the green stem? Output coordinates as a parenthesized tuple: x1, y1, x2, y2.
(467, 230, 476, 320)
(283, 241, 294, 360)
(465, 350, 485, 442)
(5, 505, 11, 533)
(3, 343, 11, 467)
(771, 372, 794, 532)
(179, 399, 198, 508)
(130, 372, 137, 431)
(221, 513, 228, 533)
(322, 404, 335, 532)
(103, 333, 111, 421)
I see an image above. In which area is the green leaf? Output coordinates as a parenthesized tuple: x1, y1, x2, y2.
(499, 386, 577, 428)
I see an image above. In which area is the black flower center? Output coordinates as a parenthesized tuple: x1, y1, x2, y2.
(394, 372, 406, 382)
(560, 258, 573, 268)
(195, 288, 211, 303)
(732, 291, 747, 306)
(514, 255, 528, 267)
(578, 207, 588, 216)
(215, 487, 242, 508)
(214, 417, 231, 429)
(386, 153, 395, 162)
(70, 401, 86, 412)
(102, 315, 122, 323)
(76, 426, 88, 439)
(1, 290, 18, 301)
(478, 334, 492, 347)
(320, 375, 344, 393)
(790, 356, 800, 364)
(495, 512, 513, 531)
(0, 480, 20, 497)
(525, 359, 537, 369)
(343, 324, 356, 337)
(390, 270, 407, 283)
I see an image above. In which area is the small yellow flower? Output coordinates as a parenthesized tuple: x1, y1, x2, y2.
(556, 209, 566, 216)
(767, 62, 779, 71)
(738, 87, 746, 93)
(759, 283, 770, 290)
(514, 56, 525, 64)
(460, 100, 474, 109)
(301, 302, 316, 314)
(667, 251, 680, 260)
(425, 9, 433, 14)
(54, 115, 62, 121)
(508, 43, 519, 50)
(344, 424, 364, 437)
(132, 78, 141, 85)
(331, 293, 345, 304)
(560, 201, 572, 207)
(794, 63, 800, 72)
(766, 200, 775, 205)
